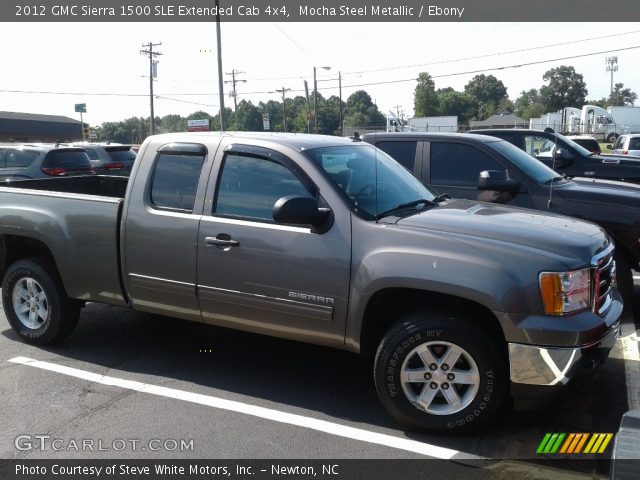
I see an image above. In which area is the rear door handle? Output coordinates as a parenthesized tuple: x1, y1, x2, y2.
(602, 158, 620, 164)
(205, 235, 239, 247)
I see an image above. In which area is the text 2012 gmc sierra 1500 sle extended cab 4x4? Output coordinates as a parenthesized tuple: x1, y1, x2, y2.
(0, 132, 622, 432)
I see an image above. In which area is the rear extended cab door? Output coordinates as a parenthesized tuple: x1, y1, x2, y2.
(121, 140, 220, 321)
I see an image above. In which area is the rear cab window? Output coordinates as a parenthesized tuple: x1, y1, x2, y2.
(149, 146, 206, 213)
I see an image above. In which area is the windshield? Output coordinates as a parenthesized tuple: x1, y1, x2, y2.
(490, 140, 561, 184)
(557, 134, 593, 156)
(303, 144, 436, 219)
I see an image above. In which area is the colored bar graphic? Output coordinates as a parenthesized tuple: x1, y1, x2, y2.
(538, 433, 614, 454)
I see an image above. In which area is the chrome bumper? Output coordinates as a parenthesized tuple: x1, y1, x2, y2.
(508, 323, 620, 386)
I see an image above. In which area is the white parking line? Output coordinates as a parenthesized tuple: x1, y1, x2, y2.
(621, 319, 640, 410)
(8, 356, 481, 460)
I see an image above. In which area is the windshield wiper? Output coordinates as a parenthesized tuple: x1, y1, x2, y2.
(433, 193, 451, 202)
(375, 199, 438, 220)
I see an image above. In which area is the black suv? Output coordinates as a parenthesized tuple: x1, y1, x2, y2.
(362, 132, 640, 300)
(467, 129, 640, 184)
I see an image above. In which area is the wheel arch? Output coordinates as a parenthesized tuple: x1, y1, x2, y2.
(358, 288, 507, 362)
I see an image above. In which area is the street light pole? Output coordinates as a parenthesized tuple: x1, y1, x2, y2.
(215, 0, 225, 131)
(313, 66, 330, 134)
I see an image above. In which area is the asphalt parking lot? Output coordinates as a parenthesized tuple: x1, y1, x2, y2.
(0, 281, 638, 479)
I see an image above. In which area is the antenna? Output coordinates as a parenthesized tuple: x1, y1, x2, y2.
(547, 135, 558, 209)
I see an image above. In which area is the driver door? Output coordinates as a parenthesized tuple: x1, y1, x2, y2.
(196, 144, 352, 347)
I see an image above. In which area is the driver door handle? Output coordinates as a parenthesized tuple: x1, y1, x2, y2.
(205, 235, 239, 247)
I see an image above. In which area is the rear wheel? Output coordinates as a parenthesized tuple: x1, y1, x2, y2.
(374, 311, 507, 432)
(606, 133, 618, 143)
(2, 258, 81, 344)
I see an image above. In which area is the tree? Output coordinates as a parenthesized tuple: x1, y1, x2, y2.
(159, 114, 187, 133)
(435, 89, 475, 124)
(464, 74, 508, 120)
(414, 72, 439, 117)
(514, 89, 542, 117)
(608, 83, 637, 106)
(344, 90, 385, 129)
(235, 100, 263, 131)
(539, 66, 588, 111)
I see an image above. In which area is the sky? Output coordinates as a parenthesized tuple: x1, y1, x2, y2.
(0, 22, 639, 126)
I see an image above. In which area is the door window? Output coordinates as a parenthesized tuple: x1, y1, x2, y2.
(375, 141, 418, 171)
(214, 154, 312, 222)
(149, 152, 205, 212)
(430, 142, 505, 187)
(524, 135, 557, 158)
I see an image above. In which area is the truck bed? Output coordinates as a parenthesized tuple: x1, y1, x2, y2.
(0, 176, 127, 306)
(1, 175, 128, 198)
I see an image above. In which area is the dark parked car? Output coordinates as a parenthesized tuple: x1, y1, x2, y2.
(65, 142, 137, 175)
(0, 144, 95, 181)
(362, 132, 640, 300)
(468, 128, 640, 184)
(566, 135, 601, 155)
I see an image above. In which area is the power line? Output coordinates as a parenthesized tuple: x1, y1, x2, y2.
(155, 95, 218, 109)
(3, 43, 640, 100)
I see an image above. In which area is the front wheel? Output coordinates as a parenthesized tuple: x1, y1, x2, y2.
(374, 311, 507, 432)
(2, 258, 81, 345)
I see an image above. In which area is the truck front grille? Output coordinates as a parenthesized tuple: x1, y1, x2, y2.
(592, 247, 615, 315)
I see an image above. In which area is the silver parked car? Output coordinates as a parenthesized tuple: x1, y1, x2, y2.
(609, 134, 640, 157)
(0, 144, 95, 181)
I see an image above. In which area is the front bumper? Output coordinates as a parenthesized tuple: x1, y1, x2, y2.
(508, 320, 620, 387)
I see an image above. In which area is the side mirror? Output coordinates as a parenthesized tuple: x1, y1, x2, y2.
(478, 170, 521, 194)
(273, 196, 332, 232)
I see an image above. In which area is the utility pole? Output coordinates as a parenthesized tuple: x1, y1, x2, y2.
(276, 87, 291, 132)
(215, 0, 225, 131)
(606, 56, 619, 95)
(140, 42, 162, 136)
(338, 71, 343, 137)
(224, 69, 247, 131)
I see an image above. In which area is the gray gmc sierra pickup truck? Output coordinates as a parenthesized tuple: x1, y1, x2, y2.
(0, 132, 623, 432)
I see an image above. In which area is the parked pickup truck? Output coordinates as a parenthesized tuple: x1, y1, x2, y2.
(468, 128, 640, 184)
(363, 132, 640, 301)
(0, 132, 622, 432)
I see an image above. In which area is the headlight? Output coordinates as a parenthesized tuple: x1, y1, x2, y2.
(539, 268, 591, 315)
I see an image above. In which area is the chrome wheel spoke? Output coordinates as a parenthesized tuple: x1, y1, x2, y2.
(416, 385, 439, 410)
(401, 368, 429, 383)
(37, 291, 47, 303)
(418, 347, 438, 368)
(28, 308, 38, 325)
(16, 286, 30, 301)
(17, 303, 30, 314)
(439, 345, 462, 369)
(450, 369, 479, 385)
(37, 305, 48, 322)
(441, 385, 463, 410)
(26, 278, 37, 295)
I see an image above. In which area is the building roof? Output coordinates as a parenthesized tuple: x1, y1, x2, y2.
(470, 113, 528, 128)
(0, 111, 83, 139)
(0, 111, 81, 124)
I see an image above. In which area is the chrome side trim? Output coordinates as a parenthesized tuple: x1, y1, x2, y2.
(508, 324, 620, 386)
(201, 215, 311, 233)
(128, 273, 196, 295)
(198, 285, 333, 322)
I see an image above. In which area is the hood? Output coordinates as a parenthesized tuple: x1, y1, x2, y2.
(394, 199, 608, 264)
(557, 177, 640, 209)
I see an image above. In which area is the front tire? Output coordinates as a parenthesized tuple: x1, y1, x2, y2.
(2, 258, 80, 345)
(374, 311, 506, 432)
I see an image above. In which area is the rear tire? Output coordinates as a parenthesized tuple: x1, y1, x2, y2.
(374, 310, 507, 432)
(606, 133, 618, 143)
(2, 258, 81, 345)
